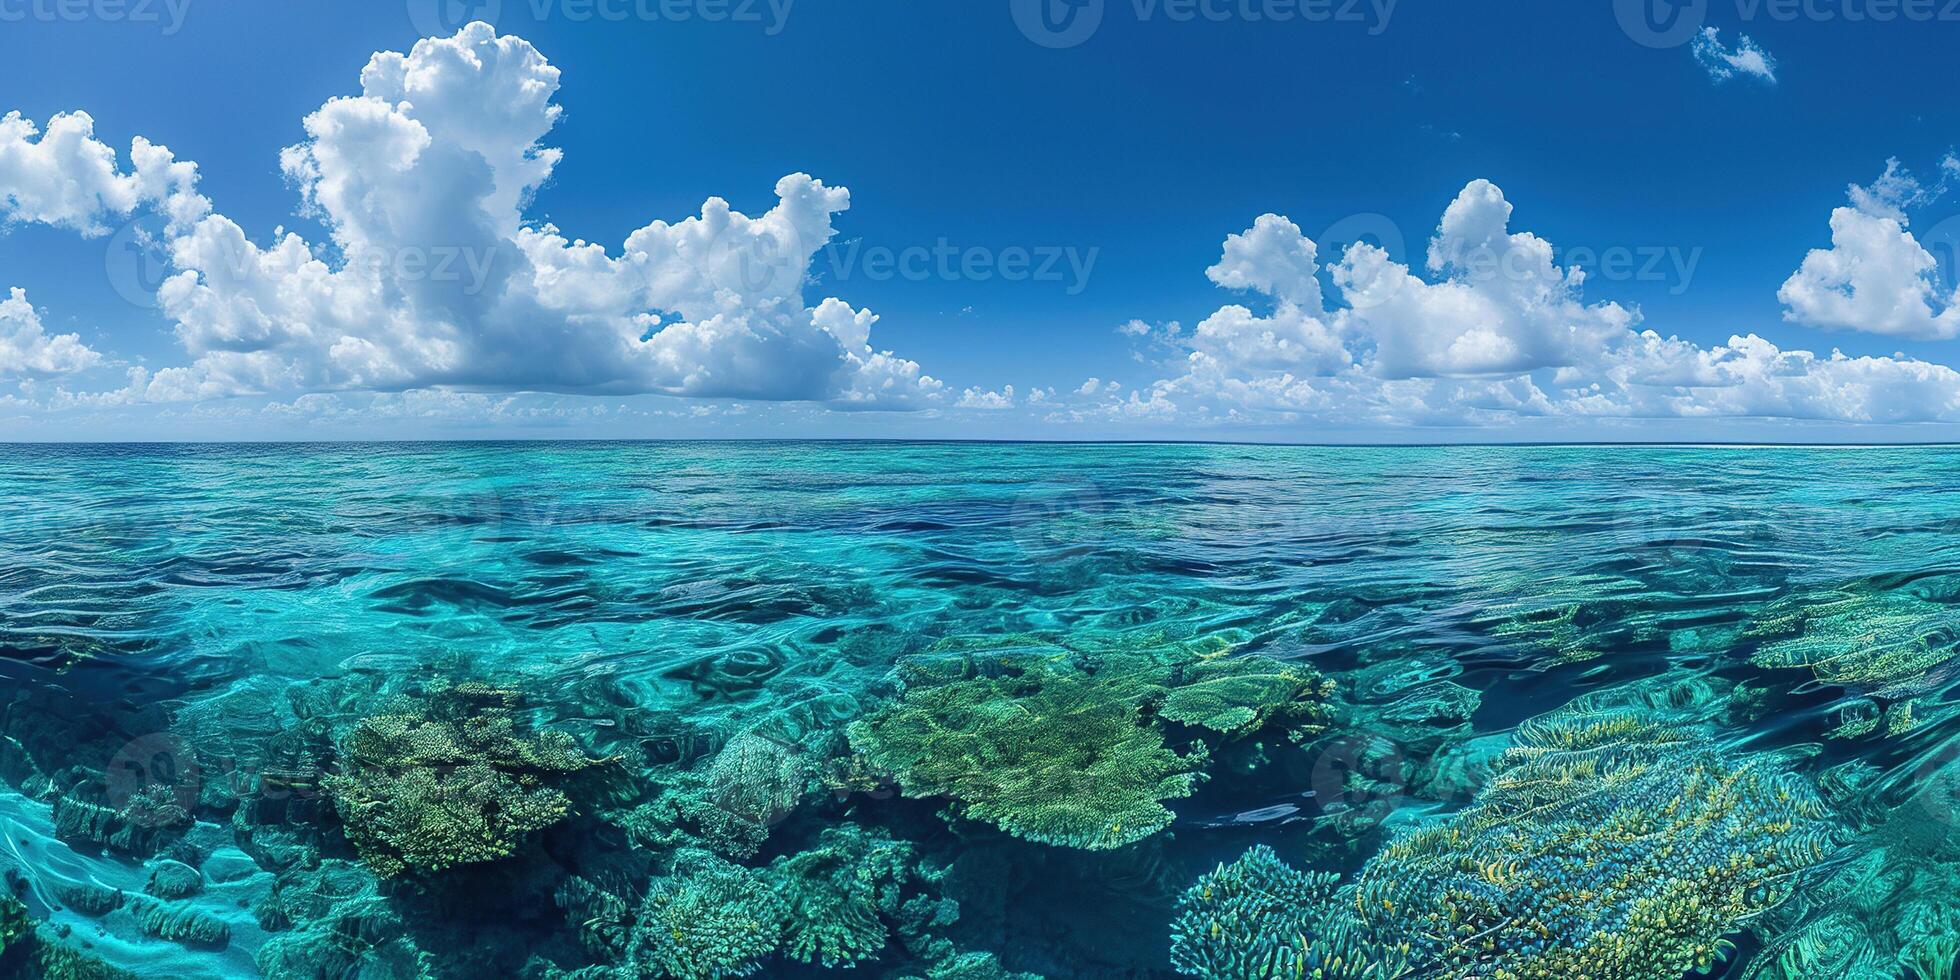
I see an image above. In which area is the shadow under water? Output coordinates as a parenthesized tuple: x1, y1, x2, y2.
(0, 442, 1956, 978)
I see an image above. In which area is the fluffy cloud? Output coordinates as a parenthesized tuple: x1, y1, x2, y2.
(1345, 179, 1635, 378)
(1779, 158, 1960, 339)
(1179, 180, 1631, 386)
(1691, 28, 1779, 84)
(1133, 178, 1960, 426)
(0, 288, 102, 378)
(955, 385, 1016, 410)
(0, 23, 940, 408)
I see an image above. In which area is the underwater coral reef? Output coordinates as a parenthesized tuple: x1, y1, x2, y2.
(3, 444, 1960, 979)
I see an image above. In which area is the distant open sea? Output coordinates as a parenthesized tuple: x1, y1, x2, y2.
(1, 442, 1957, 979)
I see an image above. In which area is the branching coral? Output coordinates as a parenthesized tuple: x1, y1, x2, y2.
(1170, 845, 1408, 980)
(1159, 656, 1336, 741)
(554, 821, 1012, 979)
(1342, 699, 1835, 980)
(323, 682, 614, 877)
(896, 950, 1040, 980)
(1747, 586, 1960, 697)
(630, 849, 787, 980)
(848, 657, 1209, 850)
(1170, 680, 1835, 980)
(765, 823, 916, 968)
(614, 775, 775, 861)
(556, 850, 792, 979)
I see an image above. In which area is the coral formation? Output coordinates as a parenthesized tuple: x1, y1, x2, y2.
(1170, 680, 1835, 980)
(49, 782, 190, 857)
(551, 820, 1021, 979)
(323, 681, 614, 877)
(766, 823, 916, 968)
(128, 895, 231, 948)
(847, 637, 1333, 850)
(1170, 845, 1405, 980)
(631, 849, 787, 980)
(1747, 586, 1960, 696)
(849, 655, 1209, 850)
(1158, 655, 1336, 740)
(1344, 696, 1834, 979)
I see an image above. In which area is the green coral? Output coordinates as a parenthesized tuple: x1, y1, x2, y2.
(323, 681, 613, 877)
(1159, 655, 1336, 740)
(1481, 599, 1637, 666)
(631, 849, 787, 980)
(0, 894, 135, 979)
(897, 951, 1040, 980)
(765, 823, 916, 968)
(1170, 680, 1835, 980)
(558, 850, 793, 979)
(1747, 586, 1960, 696)
(849, 655, 1208, 850)
(1343, 696, 1834, 979)
(702, 729, 812, 835)
(555, 822, 1005, 979)
(847, 635, 1338, 850)
(1170, 845, 1408, 979)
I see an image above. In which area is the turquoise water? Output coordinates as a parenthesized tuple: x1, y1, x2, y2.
(1, 442, 1958, 978)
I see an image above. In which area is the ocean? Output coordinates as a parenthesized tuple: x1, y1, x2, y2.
(1, 441, 1956, 979)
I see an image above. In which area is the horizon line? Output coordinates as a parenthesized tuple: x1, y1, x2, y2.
(5, 437, 1960, 450)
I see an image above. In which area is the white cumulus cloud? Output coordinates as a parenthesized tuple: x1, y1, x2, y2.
(1132, 178, 1960, 426)
(1779, 157, 1960, 340)
(0, 23, 941, 409)
(955, 385, 1016, 410)
(0, 288, 102, 378)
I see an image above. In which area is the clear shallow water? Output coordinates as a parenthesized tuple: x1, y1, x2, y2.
(0, 442, 1957, 978)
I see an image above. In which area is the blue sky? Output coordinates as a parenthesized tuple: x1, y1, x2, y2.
(5, 1, 1960, 440)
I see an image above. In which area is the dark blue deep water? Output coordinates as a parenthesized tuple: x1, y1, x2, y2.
(1, 442, 1957, 979)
